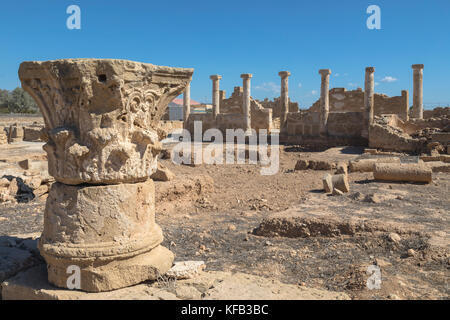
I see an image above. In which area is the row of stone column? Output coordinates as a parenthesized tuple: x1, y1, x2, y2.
(318, 64, 424, 138)
(183, 64, 424, 134)
(183, 73, 254, 132)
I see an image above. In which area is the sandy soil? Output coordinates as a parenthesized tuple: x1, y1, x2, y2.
(0, 139, 448, 300)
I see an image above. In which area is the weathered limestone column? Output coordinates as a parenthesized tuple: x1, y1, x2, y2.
(219, 90, 226, 108)
(279, 71, 291, 134)
(401, 90, 409, 121)
(363, 67, 375, 139)
(318, 69, 331, 135)
(412, 64, 424, 119)
(241, 73, 253, 133)
(19, 59, 193, 292)
(210, 75, 222, 119)
(183, 81, 191, 124)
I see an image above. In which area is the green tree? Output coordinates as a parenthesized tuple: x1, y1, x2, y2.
(6, 87, 39, 114)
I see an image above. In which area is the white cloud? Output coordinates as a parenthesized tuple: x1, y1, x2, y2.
(375, 82, 380, 87)
(298, 83, 302, 88)
(380, 76, 398, 83)
(311, 90, 318, 95)
(254, 82, 280, 93)
(348, 82, 358, 88)
(335, 73, 340, 77)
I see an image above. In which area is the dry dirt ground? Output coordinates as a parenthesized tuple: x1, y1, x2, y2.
(0, 139, 449, 300)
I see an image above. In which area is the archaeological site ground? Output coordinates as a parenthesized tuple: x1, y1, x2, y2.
(0, 1, 448, 307)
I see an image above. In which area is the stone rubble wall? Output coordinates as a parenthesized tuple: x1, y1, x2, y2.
(309, 88, 409, 121)
(257, 96, 299, 118)
(185, 86, 272, 135)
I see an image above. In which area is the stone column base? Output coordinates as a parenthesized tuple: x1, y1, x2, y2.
(45, 245, 174, 292)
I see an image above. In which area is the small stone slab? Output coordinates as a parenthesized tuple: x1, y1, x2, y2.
(166, 261, 206, 280)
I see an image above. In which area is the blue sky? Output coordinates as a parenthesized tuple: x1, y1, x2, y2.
(1, 0, 449, 109)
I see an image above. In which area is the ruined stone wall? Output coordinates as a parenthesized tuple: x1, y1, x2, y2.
(185, 86, 272, 135)
(423, 107, 450, 119)
(369, 121, 424, 153)
(309, 88, 409, 120)
(258, 97, 298, 118)
(185, 110, 271, 136)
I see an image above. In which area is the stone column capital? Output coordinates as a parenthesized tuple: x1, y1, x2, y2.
(278, 71, 291, 78)
(240, 73, 253, 79)
(210, 74, 222, 81)
(319, 69, 331, 77)
(412, 64, 424, 70)
(19, 59, 193, 184)
(365, 67, 375, 73)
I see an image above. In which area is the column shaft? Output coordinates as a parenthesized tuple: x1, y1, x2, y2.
(279, 71, 291, 134)
(241, 74, 253, 132)
(412, 64, 424, 119)
(319, 69, 331, 135)
(183, 82, 191, 123)
(210, 75, 222, 119)
(363, 67, 375, 139)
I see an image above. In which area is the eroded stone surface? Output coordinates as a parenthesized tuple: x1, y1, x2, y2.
(19, 59, 193, 185)
(1, 265, 349, 300)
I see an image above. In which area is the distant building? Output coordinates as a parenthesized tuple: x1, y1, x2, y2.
(165, 98, 201, 120)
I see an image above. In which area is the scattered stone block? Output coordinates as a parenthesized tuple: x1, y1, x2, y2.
(0, 247, 35, 282)
(349, 157, 401, 173)
(374, 163, 432, 183)
(335, 161, 348, 175)
(151, 163, 175, 181)
(166, 261, 206, 280)
(18, 159, 48, 172)
(294, 159, 309, 170)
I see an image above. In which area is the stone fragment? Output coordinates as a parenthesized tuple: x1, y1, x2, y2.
(18, 159, 48, 172)
(0, 247, 35, 282)
(175, 285, 202, 300)
(322, 173, 333, 193)
(388, 232, 401, 243)
(0, 177, 10, 187)
(374, 163, 432, 183)
(349, 157, 400, 173)
(294, 159, 309, 170)
(407, 249, 416, 257)
(166, 261, 206, 280)
(331, 174, 350, 193)
(335, 161, 348, 175)
(151, 162, 175, 181)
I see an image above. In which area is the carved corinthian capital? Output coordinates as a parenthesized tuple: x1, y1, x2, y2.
(19, 59, 193, 185)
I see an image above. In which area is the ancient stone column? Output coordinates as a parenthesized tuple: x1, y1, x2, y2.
(363, 67, 375, 139)
(319, 69, 331, 135)
(279, 71, 291, 134)
(412, 64, 424, 119)
(241, 73, 253, 133)
(210, 75, 222, 119)
(219, 90, 226, 105)
(19, 59, 193, 292)
(183, 81, 191, 124)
